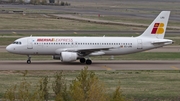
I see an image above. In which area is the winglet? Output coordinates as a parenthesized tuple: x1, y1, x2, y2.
(138, 11, 170, 39)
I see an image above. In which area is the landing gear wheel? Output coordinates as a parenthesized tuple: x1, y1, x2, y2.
(27, 60, 31, 64)
(80, 58, 86, 63)
(86, 59, 92, 65)
(27, 55, 31, 64)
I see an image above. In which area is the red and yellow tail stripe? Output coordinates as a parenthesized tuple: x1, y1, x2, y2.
(151, 23, 164, 34)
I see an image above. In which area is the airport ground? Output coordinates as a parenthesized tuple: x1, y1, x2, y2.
(0, 45, 180, 70)
(0, 60, 180, 70)
(0, 1, 180, 100)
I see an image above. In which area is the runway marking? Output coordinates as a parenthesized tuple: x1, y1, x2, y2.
(170, 66, 179, 70)
(101, 65, 112, 70)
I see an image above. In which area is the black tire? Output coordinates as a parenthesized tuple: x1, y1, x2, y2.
(27, 60, 31, 64)
(86, 59, 92, 65)
(80, 58, 86, 63)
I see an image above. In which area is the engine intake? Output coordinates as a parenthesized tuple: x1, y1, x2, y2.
(60, 52, 78, 62)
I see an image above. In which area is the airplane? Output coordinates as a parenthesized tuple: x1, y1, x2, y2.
(6, 11, 173, 65)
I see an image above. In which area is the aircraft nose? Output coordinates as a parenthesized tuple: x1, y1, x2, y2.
(6, 45, 13, 53)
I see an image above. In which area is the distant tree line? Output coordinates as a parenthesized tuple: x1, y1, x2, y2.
(3, 67, 129, 101)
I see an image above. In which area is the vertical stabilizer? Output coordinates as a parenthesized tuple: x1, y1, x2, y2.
(138, 11, 170, 39)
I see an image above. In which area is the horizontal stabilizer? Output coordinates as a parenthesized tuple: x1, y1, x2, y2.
(151, 39, 173, 44)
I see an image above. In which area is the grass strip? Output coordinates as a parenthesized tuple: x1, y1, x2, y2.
(0, 70, 179, 101)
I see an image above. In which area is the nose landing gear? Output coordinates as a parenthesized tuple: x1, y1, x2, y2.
(27, 55, 31, 64)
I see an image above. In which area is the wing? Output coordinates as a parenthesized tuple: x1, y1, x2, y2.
(55, 47, 117, 56)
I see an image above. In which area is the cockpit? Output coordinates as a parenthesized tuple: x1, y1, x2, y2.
(12, 41, 22, 45)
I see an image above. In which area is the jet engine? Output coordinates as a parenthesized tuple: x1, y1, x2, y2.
(60, 52, 78, 62)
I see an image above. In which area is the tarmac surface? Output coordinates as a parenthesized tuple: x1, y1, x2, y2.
(1, 45, 180, 70)
(1, 45, 180, 71)
(0, 60, 180, 70)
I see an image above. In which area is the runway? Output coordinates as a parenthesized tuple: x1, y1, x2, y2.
(1, 45, 180, 70)
(0, 60, 180, 70)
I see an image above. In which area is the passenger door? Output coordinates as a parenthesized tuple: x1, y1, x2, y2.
(27, 38, 33, 49)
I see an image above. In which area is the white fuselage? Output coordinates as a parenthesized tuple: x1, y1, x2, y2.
(6, 36, 170, 56)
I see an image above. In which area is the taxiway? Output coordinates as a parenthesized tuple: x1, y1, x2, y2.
(0, 60, 179, 70)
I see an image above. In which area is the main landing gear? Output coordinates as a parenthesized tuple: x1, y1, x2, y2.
(79, 58, 92, 65)
(27, 55, 31, 64)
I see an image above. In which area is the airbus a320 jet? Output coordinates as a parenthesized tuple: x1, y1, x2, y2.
(6, 11, 173, 65)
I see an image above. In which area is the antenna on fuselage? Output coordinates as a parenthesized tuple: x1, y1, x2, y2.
(30, 35, 32, 37)
(103, 35, 105, 37)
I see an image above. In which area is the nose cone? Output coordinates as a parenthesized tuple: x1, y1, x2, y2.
(6, 45, 13, 53)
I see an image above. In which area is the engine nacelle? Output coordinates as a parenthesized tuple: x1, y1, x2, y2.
(52, 55, 60, 60)
(60, 52, 78, 62)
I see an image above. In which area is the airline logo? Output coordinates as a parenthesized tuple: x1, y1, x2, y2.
(151, 23, 164, 34)
(37, 38, 73, 42)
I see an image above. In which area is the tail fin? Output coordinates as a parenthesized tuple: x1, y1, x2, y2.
(138, 11, 170, 39)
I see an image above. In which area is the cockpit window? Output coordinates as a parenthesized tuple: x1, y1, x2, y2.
(12, 41, 22, 45)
